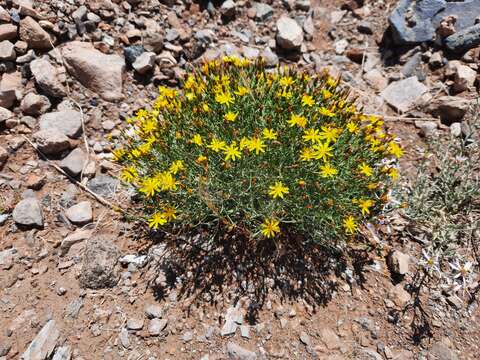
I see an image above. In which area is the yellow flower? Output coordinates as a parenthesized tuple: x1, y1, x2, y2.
(319, 107, 335, 117)
(326, 76, 337, 88)
(322, 89, 332, 99)
(215, 91, 234, 106)
(191, 134, 203, 146)
(224, 142, 241, 161)
(224, 111, 238, 122)
(156, 171, 178, 191)
(139, 177, 159, 197)
(202, 103, 210, 112)
(239, 137, 250, 150)
(197, 155, 208, 163)
(268, 181, 289, 199)
(120, 166, 138, 183)
(247, 137, 266, 155)
(279, 76, 294, 87)
(312, 142, 333, 161)
(343, 215, 357, 235)
(163, 206, 177, 221)
(148, 212, 167, 229)
(358, 162, 373, 177)
(169, 160, 185, 174)
(303, 128, 321, 143)
(346, 121, 359, 134)
(288, 114, 307, 128)
(388, 141, 404, 158)
(261, 218, 280, 238)
(299, 147, 315, 161)
(234, 86, 249, 96)
(207, 138, 227, 152)
(185, 92, 196, 101)
(358, 199, 374, 215)
(301, 94, 315, 107)
(262, 128, 278, 141)
(319, 126, 341, 144)
(319, 163, 338, 178)
(388, 168, 399, 181)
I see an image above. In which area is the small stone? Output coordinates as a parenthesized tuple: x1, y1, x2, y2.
(357, 21, 374, 35)
(363, 69, 388, 91)
(182, 331, 193, 342)
(220, 0, 236, 19)
(65, 201, 93, 225)
(0, 24, 17, 42)
(450, 122, 462, 137)
(428, 96, 472, 124)
(60, 229, 93, 255)
(446, 23, 480, 53)
(119, 327, 130, 349)
(145, 304, 163, 319)
(226, 341, 257, 360)
(21, 320, 59, 360)
(295, 0, 311, 11)
(253, 2, 273, 21)
(79, 235, 120, 289)
(0, 146, 8, 169)
(87, 175, 119, 198)
(451, 63, 477, 93)
(0, 71, 22, 109)
(429, 51, 443, 68)
(388, 284, 411, 307)
(260, 47, 278, 67)
(56, 287, 67, 296)
(299, 331, 311, 346)
(39, 110, 83, 139)
(380, 76, 428, 113)
(29, 58, 67, 98)
(319, 328, 342, 350)
(276, 16, 303, 50)
(387, 250, 410, 275)
(59, 148, 87, 177)
(20, 92, 51, 116)
(240, 325, 250, 338)
(33, 128, 70, 155)
(13, 197, 43, 228)
(415, 120, 438, 137)
(127, 318, 144, 331)
(148, 318, 167, 336)
(19, 16, 52, 49)
(132, 51, 156, 74)
(0, 40, 15, 61)
(124, 45, 145, 67)
(52, 346, 71, 360)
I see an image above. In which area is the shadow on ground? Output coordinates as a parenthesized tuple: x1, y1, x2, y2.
(146, 227, 373, 320)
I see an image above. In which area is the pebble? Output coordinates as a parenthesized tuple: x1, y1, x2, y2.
(132, 51, 156, 74)
(65, 201, 93, 225)
(148, 318, 167, 336)
(12, 197, 44, 228)
(387, 250, 410, 275)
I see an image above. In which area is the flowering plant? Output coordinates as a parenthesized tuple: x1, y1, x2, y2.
(114, 58, 401, 246)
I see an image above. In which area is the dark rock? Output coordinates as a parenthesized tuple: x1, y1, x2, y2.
(87, 175, 119, 198)
(124, 45, 145, 67)
(445, 23, 480, 52)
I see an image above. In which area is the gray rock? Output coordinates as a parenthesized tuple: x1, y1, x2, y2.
(390, 0, 480, 45)
(59, 148, 87, 177)
(253, 2, 273, 21)
(450, 62, 477, 93)
(242, 46, 260, 60)
(60, 229, 93, 255)
(240, 325, 250, 339)
(0, 106, 14, 124)
(119, 327, 130, 349)
(64, 297, 83, 319)
(12, 197, 43, 228)
(65, 201, 92, 226)
(126, 318, 144, 331)
(87, 175, 119, 198)
(0, 71, 22, 109)
(181, 331, 193, 342)
(226, 342, 257, 360)
(29, 58, 67, 98)
(132, 51, 155, 74)
(145, 304, 163, 319)
(148, 318, 167, 336)
(195, 29, 216, 44)
(0, 40, 15, 61)
(62, 41, 125, 101)
(295, 0, 311, 11)
(51, 346, 71, 360)
(21, 320, 59, 360)
(357, 21, 373, 35)
(0, 247, 16, 270)
(363, 69, 388, 91)
(299, 331, 311, 346)
(33, 129, 71, 155)
(260, 47, 278, 67)
(388, 284, 411, 307)
(276, 16, 303, 50)
(20, 92, 51, 116)
(19, 16, 52, 49)
(39, 110, 82, 139)
(450, 122, 462, 137)
(380, 76, 428, 112)
(221, 306, 243, 336)
(415, 120, 438, 137)
(387, 250, 410, 275)
(79, 235, 120, 289)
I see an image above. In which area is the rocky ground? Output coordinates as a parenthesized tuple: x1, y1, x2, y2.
(1, 0, 480, 359)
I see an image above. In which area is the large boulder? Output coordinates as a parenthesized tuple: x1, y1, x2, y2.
(61, 41, 125, 101)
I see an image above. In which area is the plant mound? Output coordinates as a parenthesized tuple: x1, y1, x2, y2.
(114, 57, 401, 245)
